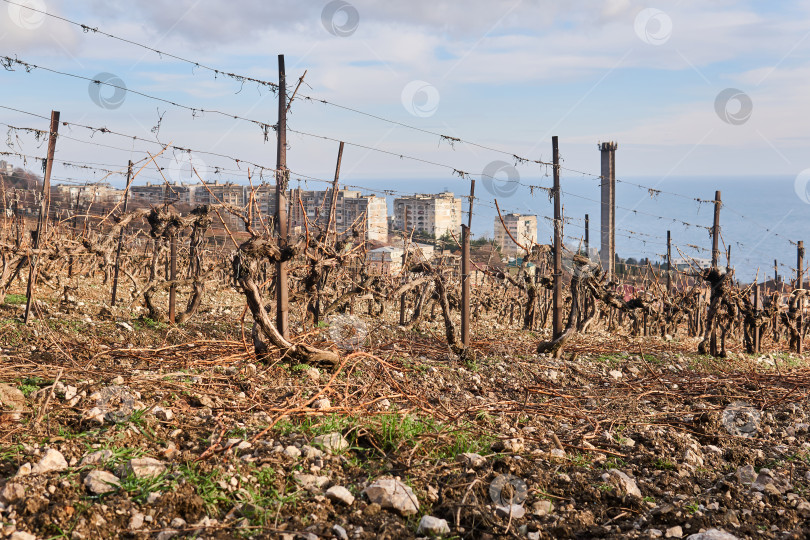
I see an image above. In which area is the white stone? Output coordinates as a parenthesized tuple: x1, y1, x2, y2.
(1, 483, 25, 503)
(283, 445, 301, 459)
(609, 370, 623, 380)
(326, 485, 355, 506)
(301, 445, 323, 459)
(153, 406, 173, 421)
(686, 530, 740, 540)
(79, 449, 113, 468)
(121, 457, 166, 479)
(84, 470, 120, 495)
(332, 524, 348, 540)
(531, 499, 553, 516)
(32, 449, 68, 474)
(312, 432, 349, 453)
(117, 322, 134, 332)
(10, 532, 37, 540)
(129, 512, 145, 530)
(84, 407, 106, 425)
(456, 452, 486, 469)
(602, 469, 642, 499)
(363, 477, 419, 516)
(495, 504, 526, 519)
(417, 515, 451, 536)
(666, 525, 683, 538)
(15, 462, 32, 477)
(293, 473, 329, 491)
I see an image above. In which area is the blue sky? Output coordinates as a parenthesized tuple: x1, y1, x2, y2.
(0, 0, 809, 276)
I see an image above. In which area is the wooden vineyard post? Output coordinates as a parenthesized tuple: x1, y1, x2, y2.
(753, 282, 761, 354)
(111, 160, 133, 306)
(709, 190, 721, 355)
(461, 179, 475, 348)
(797, 240, 804, 353)
(666, 230, 672, 292)
(24, 110, 59, 324)
(168, 230, 177, 324)
(552, 136, 563, 339)
(276, 54, 290, 339)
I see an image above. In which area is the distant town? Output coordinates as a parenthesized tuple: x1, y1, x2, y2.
(0, 160, 711, 278)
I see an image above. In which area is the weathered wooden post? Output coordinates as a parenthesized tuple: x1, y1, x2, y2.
(276, 54, 290, 338)
(461, 179, 475, 348)
(24, 110, 59, 324)
(111, 160, 133, 306)
(552, 136, 563, 339)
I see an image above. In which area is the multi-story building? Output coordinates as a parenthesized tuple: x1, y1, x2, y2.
(494, 213, 537, 255)
(367, 243, 435, 274)
(289, 188, 387, 241)
(193, 181, 244, 207)
(52, 183, 124, 206)
(0, 160, 13, 175)
(131, 182, 195, 206)
(392, 192, 461, 239)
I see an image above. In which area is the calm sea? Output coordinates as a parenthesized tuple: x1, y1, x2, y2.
(353, 176, 809, 283)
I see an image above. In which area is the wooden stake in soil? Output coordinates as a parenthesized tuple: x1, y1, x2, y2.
(552, 136, 563, 339)
(276, 54, 290, 339)
(461, 179, 475, 348)
(111, 160, 133, 306)
(710, 190, 721, 355)
(797, 240, 804, 353)
(24, 110, 59, 324)
(666, 230, 672, 292)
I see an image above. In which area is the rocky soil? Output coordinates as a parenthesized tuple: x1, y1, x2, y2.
(0, 287, 809, 539)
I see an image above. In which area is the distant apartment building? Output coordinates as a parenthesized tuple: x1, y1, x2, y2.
(131, 182, 196, 206)
(494, 213, 538, 255)
(52, 183, 124, 206)
(367, 243, 435, 273)
(289, 188, 387, 241)
(0, 160, 13, 175)
(392, 192, 461, 238)
(193, 181, 245, 207)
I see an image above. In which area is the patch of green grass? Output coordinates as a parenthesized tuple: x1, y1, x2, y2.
(643, 496, 656, 504)
(118, 470, 171, 503)
(4, 294, 26, 305)
(597, 483, 614, 492)
(602, 457, 627, 470)
(179, 463, 232, 511)
(16, 375, 47, 397)
(0, 444, 23, 462)
(685, 501, 699, 514)
(571, 453, 593, 469)
(654, 458, 675, 470)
